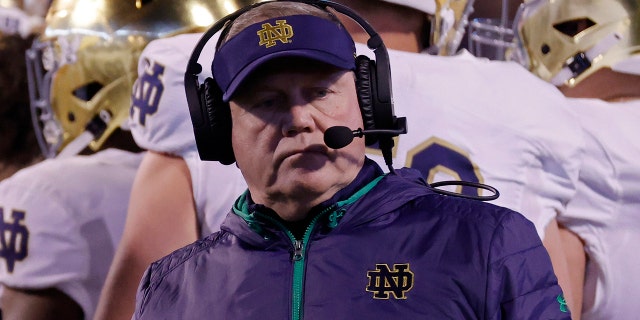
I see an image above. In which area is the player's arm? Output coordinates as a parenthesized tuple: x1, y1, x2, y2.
(94, 151, 198, 320)
(542, 218, 582, 319)
(0, 286, 83, 320)
(558, 224, 586, 320)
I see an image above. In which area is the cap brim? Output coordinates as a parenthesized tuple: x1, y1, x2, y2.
(222, 50, 355, 101)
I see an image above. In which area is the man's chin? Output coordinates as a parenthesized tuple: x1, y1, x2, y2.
(276, 168, 343, 193)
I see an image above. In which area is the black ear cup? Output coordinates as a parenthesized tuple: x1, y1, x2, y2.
(186, 73, 235, 164)
(201, 78, 235, 164)
(354, 55, 378, 146)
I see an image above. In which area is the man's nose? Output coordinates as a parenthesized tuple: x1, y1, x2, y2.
(283, 102, 315, 137)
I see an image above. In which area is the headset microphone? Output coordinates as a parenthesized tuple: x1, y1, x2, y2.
(324, 116, 406, 173)
(323, 125, 407, 150)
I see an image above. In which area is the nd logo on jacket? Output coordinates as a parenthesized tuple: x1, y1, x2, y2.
(366, 263, 414, 299)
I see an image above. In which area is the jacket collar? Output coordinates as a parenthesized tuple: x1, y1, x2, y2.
(224, 159, 434, 245)
(229, 159, 382, 240)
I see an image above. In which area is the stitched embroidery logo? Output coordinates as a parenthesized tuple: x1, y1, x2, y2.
(557, 294, 569, 313)
(366, 263, 414, 299)
(0, 208, 29, 273)
(257, 20, 293, 48)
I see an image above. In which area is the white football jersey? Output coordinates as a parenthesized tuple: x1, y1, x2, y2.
(368, 48, 583, 239)
(0, 149, 144, 319)
(130, 34, 583, 240)
(557, 98, 640, 319)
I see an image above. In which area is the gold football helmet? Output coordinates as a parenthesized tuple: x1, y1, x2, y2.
(513, 0, 640, 87)
(383, 0, 475, 55)
(26, 0, 261, 158)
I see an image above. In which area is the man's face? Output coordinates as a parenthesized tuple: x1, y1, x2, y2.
(229, 60, 365, 217)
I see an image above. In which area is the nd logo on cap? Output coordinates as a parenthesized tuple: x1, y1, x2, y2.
(257, 20, 294, 48)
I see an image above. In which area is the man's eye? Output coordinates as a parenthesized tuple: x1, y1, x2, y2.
(255, 97, 278, 109)
(314, 88, 330, 99)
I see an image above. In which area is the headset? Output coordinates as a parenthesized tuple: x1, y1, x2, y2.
(183, 0, 499, 201)
(184, 0, 406, 165)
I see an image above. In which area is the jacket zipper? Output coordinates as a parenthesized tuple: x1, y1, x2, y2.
(291, 239, 305, 320)
(256, 205, 336, 320)
(288, 175, 384, 320)
(291, 204, 336, 320)
(246, 175, 383, 319)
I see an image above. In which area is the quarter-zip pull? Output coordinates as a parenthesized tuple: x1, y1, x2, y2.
(292, 240, 303, 261)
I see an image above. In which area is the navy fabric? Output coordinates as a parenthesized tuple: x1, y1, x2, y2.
(134, 160, 570, 319)
(213, 15, 356, 101)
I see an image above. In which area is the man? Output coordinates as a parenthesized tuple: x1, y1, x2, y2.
(133, 2, 569, 318)
(0, 0, 221, 318)
(98, 0, 583, 318)
(513, 0, 640, 318)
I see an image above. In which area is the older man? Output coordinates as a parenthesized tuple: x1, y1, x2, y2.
(133, 2, 569, 319)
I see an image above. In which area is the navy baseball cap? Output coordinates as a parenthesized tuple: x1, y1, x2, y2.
(213, 14, 356, 102)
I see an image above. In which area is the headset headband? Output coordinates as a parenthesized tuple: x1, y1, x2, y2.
(184, 0, 404, 166)
(185, 0, 393, 125)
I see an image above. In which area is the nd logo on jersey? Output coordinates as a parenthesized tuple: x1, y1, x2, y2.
(0, 14, 21, 35)
(366, 263, 414, 299)
(257, 20, 293, 48)
(0, 208, 29, 273)
(130, 60, 165, 126)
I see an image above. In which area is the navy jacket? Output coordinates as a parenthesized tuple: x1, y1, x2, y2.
(134, 159, 570, 319)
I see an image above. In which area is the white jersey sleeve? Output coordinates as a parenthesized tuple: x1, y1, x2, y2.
(0, 149, 143, 319)
(558, 98, 640, 319)
(129, 33, 216, 157)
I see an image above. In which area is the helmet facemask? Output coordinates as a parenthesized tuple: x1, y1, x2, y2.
(27, 34, 142, 158)
(513, 0, 640, 87)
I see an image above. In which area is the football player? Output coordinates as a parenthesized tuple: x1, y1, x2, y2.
(97, 0, 583, 319)
(513, 0, 640, 318)
(0, 0, 222, 319)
